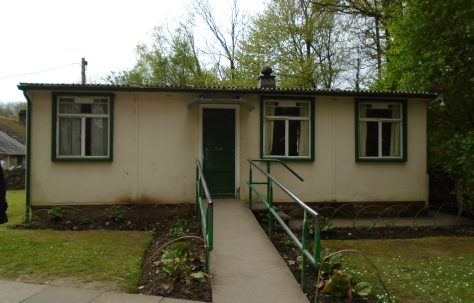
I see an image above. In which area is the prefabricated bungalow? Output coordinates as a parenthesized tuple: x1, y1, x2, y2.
(18, 70, 436, 214)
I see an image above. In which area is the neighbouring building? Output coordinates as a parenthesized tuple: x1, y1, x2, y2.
(0, 130, 25, 169)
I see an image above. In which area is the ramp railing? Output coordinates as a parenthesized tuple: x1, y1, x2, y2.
(195, 159, 213, 272)
(247, 159, 321, 288)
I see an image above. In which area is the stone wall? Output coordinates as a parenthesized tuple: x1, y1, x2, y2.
(4, 167, 25, 190)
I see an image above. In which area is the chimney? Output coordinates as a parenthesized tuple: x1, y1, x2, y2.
(258, 67, 276, 89)
(18, 110, 26, 123)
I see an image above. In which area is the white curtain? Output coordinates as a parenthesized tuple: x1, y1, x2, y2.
(59, 118, 81, 155)
(90, 118, 108, 156)
(58, 103, 81, 156)
(390, 108, 401, 156)
(298, 105, 309, 156)
(265, 106, 275, 155)
(359, 107, 367, 156)
(90, 104, 108, 156)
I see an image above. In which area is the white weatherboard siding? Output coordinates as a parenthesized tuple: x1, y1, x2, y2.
(28, 91, 427, 206)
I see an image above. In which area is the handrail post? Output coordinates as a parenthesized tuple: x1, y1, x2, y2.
(267, 162, 274, 238)
(195, 166, 200, 224)
(248, 166, 253, 209)
(247, 159, 321, 291)
(208, 204, 213, 250)
(195, 160, 213, 273)
(206, 203, 213, 272)
(301, 210, 309, 289)
(314, 215, 321, 267)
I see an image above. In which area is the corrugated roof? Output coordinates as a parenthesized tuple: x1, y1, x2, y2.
(0, 130, 25, 155)
(0, 117, 25, 144)
(18, 83, 437, 99)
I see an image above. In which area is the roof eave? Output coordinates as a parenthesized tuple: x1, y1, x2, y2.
(17, 83, 437, 99)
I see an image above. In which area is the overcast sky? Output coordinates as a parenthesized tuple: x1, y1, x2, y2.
(0, 0, 265, 103)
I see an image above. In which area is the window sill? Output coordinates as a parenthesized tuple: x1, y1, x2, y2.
(52, 157, 113, 162)
(262, 156, 314, 162)
(356, 157, 406, 163)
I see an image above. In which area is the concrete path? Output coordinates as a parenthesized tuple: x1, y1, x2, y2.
(0, 280, 205, 303)
(211, 199, 308, 303)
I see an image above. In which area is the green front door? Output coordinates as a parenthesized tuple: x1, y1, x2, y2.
(203, 108, 235, 197)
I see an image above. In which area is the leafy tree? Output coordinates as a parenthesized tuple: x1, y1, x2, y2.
(106, 23, 218, 87)
(240, 0, 349, 88)
(379, 0, 474, 212)
(314, 0, 399, 76)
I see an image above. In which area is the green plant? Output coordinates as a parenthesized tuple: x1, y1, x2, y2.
(154, 241, 204, 294)
(320, 249, 342, 274)
(323, 271, 352, 298)
(78, 216, 90, 225)
(411, 223, 421, 232)
(107, 206, 125, 222)
(47, 207, 64, 221)
(168, 218, 187, 237)
(322, 271, 372, 301)
(321, 217, 334, 232)
(354, 281, 372, 296)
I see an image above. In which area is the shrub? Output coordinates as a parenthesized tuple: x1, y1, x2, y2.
(47, 207, 64, 221)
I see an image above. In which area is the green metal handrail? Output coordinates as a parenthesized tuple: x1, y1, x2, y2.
(247, 159, 321, 289)
(195, 160, 213, 272)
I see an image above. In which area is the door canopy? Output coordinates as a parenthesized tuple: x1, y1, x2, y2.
(188, 96, 254, 111)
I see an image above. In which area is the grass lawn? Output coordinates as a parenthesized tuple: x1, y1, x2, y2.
(323, 237, 474, 303)
(0, 190, 152, 292)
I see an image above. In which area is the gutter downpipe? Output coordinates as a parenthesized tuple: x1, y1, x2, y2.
(22, 91, 31, 224)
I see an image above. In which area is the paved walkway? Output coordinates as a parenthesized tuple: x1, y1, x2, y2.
(0, 280, 206, 303)
(211, 199, 308, 303)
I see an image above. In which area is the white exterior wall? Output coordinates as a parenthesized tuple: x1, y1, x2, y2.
(29, 91, 199, 205)
(28, 91, 427, 206)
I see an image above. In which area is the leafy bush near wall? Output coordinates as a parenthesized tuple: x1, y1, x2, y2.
(438, 131, 474, 216)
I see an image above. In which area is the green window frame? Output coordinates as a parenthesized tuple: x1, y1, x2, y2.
(355, 99, 407, 162)
(52, 92, 114, 162)
(260, 97, 315, 161)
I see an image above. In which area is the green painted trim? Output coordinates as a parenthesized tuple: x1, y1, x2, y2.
(260, 96, 315, 161)
(52, 157, 113, 162)
(260, 156, 313, 162)
(355, 98, 408, 163)
(260, 96, 264, 159)
(51, 92, 114, 162)
(109, 95, 114, 161)
(22, 92, 32, 224)
(402, 99, 408, 162)
(17, 83, 437, 99)
(51, 95, 56, 162)
(311, 96, 316, 161)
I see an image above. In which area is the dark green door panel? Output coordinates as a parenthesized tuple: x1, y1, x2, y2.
(203, 109, 235, 196)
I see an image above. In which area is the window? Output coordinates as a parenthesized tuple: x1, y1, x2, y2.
(356, 100, 406, 161)
(261, 98, 313, 160)
(53, 94, 113, 161)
